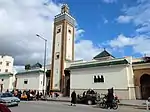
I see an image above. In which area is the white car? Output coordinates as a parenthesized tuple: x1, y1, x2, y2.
(0, 92, 20, 106)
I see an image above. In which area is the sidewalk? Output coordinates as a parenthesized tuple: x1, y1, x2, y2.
(41, 97, 148, 109)
(119, 100, 147, 107)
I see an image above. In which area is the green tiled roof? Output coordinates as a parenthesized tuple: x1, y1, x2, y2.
(68, 59, 129, 69)
(0, 73, 13, 77)
(93, 50, 115, 59)
(16, 69, 44, 75)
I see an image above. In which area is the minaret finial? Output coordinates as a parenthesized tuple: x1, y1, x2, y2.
(61, 4, 69, 14)
(104, 48, 106, 51)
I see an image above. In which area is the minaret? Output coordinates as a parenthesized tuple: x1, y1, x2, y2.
(50, 4, 75, 92)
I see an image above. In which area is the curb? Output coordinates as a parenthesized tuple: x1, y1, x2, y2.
(41, 99, 70, 103)
(41, 99, 147, 108)
(118, 103, 142, 107)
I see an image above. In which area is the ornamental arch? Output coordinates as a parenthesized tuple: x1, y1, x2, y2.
(133, 68, 150, 100)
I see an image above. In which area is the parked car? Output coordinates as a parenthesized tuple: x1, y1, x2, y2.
(77, 90, 99, 105)
(0, 104, 11, 112)
(0, 92, 20, 106)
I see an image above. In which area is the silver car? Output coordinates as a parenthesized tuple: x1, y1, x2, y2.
(0, 92, 20, 106)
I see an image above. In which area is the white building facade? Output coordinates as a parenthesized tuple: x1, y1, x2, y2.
(0, 73, 14, 92)
(68, 51, 136, 99)
(0, 55, 15, 91)
(15, 69, 46, 92)
(0, 55, 14, 73)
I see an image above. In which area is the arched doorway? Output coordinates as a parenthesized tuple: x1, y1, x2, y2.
(140, 74, 150, 99)
(66, 78, 70, 96)
(64, 70, 70, 97)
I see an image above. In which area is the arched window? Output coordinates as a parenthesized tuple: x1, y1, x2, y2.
(97, 75, 101, 82)
(101, 75, 104, 82)
(94, 76, 97, 83)
(93, 75, 105, 83)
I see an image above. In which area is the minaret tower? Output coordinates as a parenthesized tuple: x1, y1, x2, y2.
(50, 4, 75, 92)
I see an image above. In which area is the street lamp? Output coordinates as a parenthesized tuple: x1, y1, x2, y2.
(36, 34, 47, 96)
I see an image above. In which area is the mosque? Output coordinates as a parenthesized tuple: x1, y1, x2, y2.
(49, 4, 150, 100)
(16, 4, 150, 100)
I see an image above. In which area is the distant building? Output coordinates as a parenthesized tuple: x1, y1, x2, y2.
(15, 63, 51, 92)
(0, 73, 14, 92)
(15, 69, 45, 92)
(0, 55, 14, 74)
(0, 55, 15, 92)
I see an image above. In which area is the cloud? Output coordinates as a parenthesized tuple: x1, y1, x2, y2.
(113, 0, 150, 56)
(116, 15, 133, 23)
(102, 0, 117, 3)
(0, 0, 102, 69)
(75, 29, 85, 40)
(0, 0, 62, 66)
(104, 19, 108, 24)
(107, 34, 150, 55)
(75, 40, 102, 61)
(118, 0, 150, 33)
(108, 34, 134, 47)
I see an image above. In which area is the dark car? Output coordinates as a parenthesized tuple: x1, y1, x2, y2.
(77, 90, 99, 105)
(0, 104, 11, 112)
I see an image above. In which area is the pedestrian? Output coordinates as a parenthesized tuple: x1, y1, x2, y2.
(26, 90, 30, 101)
(106, 88, 114, 109)
(6, 89, 9, 93)
(71, 91, 77, 106)
(83, 91, 86, 97)
(36, 91, 39, 100)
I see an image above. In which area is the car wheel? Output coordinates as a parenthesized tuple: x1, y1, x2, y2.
(87, 100, 92, 105)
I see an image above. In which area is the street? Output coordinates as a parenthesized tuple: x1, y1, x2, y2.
(9, 101, 147, 112)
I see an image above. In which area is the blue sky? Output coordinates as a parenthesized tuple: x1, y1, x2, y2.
(1, 0, 150, 70)
(52, 0, 150, 59)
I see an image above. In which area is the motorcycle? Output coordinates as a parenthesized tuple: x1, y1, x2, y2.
(98, 95, 118, 110)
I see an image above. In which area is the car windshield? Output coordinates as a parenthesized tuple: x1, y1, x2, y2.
(1, 93, 13, 98)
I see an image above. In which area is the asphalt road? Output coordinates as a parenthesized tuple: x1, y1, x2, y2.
(9, 101, 147, 112)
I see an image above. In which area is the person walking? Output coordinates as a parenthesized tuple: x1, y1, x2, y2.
(36, 91, 39, 101)
(71, 91, 77, 106)
(106, 88, 114, 109)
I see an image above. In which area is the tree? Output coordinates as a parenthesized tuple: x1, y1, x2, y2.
(25, 64, 31, 70)
(31, 62, 42, 69)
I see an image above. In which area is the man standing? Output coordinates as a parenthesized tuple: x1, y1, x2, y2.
(106, 88, 114, 109)
(0, 79, 4, 92)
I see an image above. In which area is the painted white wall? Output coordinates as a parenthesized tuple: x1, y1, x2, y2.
(70, 65, 129, 90)
(66, 24, 73, 60)
(16, 72, 43, 92)
(39, 73, 47, 91)
(70, 64, 136, 99)
(0, 56, 14, 73)
(0, 75, 13, 91)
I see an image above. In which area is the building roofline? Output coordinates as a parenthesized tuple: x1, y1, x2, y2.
(71, 57, 128, 66)
(16, 69, 44, 75)
(0, 73, 13, 77)
(68, 59, 129, 70)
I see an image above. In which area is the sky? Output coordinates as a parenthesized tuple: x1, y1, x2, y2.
(0, 0, 150, 71)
